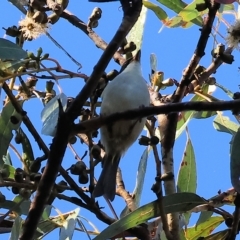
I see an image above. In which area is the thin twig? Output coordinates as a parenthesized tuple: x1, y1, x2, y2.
(73, 98, 240, 134)
(20, 1, 145, 239)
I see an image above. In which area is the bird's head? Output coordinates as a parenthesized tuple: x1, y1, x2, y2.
(122, 50, 142, 74)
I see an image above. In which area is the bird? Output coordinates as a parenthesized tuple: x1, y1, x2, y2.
(93, 50, 150, 201)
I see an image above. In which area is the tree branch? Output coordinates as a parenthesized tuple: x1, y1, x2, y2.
(60, 10, 126, 66)
(73, 98, 240, 134)
(20, 1, 143, 239)
(155, 2, 221, 238)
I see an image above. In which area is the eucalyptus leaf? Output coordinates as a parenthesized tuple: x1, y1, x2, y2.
(157, 0, 202, 26)
(0, 59, 29, 77)
(204, 229, 229, 239)
(213, 115, 238, 135)
(1, 163, 15, 179)
(35, 210, 81, 239)
(195, 211, 213, 230)
(18, 127, 35, 169)
(41, 93, 68, 136)
(177, 133, 197, 224)
(230, 128, 240, 193)
(127, 5, 148, 55)
(178, 0, 207, 22)
(93, 192, 205, 240)
(143, 1, 168, 21)
(8, 0, 27, 13)
(10, 216, 23, 240)
(215, 82, 234, 99)
(187, 216, 224, 239)
(3, 152, 12, 165)
(0, 101, 23, 166)
(120, 147, 150, 218)
(60, 208, 80, 240)
(0, 38, 27, 61)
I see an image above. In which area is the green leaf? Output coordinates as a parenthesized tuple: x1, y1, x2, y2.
(41, 93, 67, 136)
(120, 147, 150, 218)
(0, 101, 23, 166)
(93, 193, 205, 240)
(0, 59, 29, 77)
(59, 208, 80, 240)
(193, 110, 216, 119)
(177, 133, 197, 224)
(176, 111, 194, 139)
(0, 38, 27, 61)
(177, 134, 197, 194)
(176, 85, 216, 138)
(195, 211, 213, 230)
(18, 127, 35, 169)
(127, 5, 148, 55)
(34, 219, 59, 239)
(3, 152, 13, 165)
(230, 128, 240, 193)
(176, 91, 204, 139)
(35, 210, 81, 239)
(164, 16, 194, 28)
(178, 0, 207, 22)
(213, 115, 238, 135)
(10, 216, 23, 240)
(157, 0, 186, 13)
(215, 82, 234, 99)
(8, 0, 27, 14)
(204, 229, 229, 239)
(42, 205, 53, 220)
(187, 216, 224, 239)
(1, 163, 15, 179)
(143, 1, 168, 21)
(157, 0, 202, 26)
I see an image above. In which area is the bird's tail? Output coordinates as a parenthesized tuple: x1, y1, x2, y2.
(93, 154, 120, 201)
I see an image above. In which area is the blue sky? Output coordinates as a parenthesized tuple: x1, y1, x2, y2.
(1, 0, 240, 239)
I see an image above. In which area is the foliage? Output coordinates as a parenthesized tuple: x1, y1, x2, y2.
(1, 0, 240, 239)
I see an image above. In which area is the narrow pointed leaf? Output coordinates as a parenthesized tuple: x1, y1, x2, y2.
(177, 134, 197, 194)
(0, 101, 23, 166)
(18, 127, 35, 169)
(176, 111, 194, 139)
(178, 0, 207, 22)
(60, 208, 80, 240)
(1, 163, 15, 179)
(213, 115, 238, 135)
(0, 38, 27, 60)
(157, 0, 203, 26)
(177, 133, 196, 223)
(215, 82, 234, 99)
(176, 85, 214, 139)
(10, 216, 23, 240)
(3, 152, 12, 165)
(41, 93, 68, 136)
(120, 147, 150, 217)
(93, 193, 205, 240)
(204, 229, 229, 239)
(8, 0, 27, 14)
(195, 211, 213, 230)
(230, 128, 240, 193)
(143, 1, 168, 21)
(127, 5, 148, 55)
(187, 216, 224, 239)
(35, 210, 81, 239)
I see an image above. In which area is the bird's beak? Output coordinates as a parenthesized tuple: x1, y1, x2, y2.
(132, 50, 141, 62)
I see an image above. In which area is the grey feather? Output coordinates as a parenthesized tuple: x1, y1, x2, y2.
(93, 155, 120, 201)
(93, 50, 150, 201)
